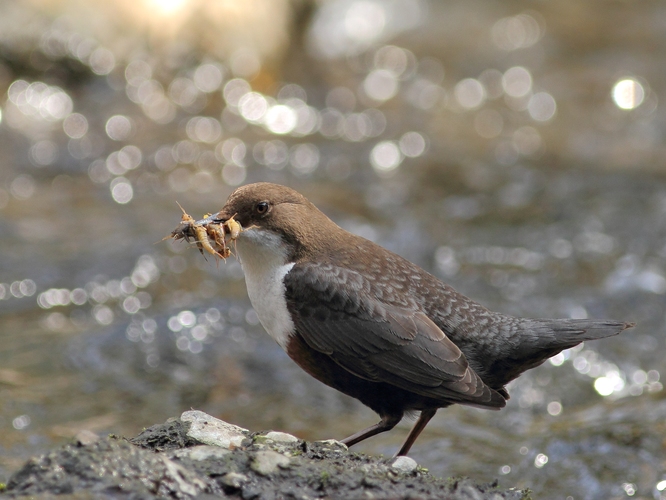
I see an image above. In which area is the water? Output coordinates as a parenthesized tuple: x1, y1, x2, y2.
(1, 1, 665, 498)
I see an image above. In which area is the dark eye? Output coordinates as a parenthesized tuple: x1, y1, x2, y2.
(255, 201, 269, 214)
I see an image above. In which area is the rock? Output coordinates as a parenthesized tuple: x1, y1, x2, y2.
(73, 429, 100, 446)
(264, 431, 299, 443)
(220, 472, 249, 489)
(160, 456, 209, 497)
(4, 436, 211, 498)
(130, 418, 197, 451)
(453, 479, 487, 500)
(169, 444, 232, 461)
(390, 456, 418, 474)
(314, 439, 348, 451)
(181, 410, 248, 449)
(250, 450, 291, 476)
(3, 412, 530, 500)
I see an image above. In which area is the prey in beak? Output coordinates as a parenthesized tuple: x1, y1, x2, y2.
(167, 203, 243, 260)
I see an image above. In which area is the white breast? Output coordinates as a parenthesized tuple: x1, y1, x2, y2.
(234, 228, 295, 350)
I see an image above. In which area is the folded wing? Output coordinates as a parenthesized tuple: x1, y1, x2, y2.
(284, 263, 506, 409)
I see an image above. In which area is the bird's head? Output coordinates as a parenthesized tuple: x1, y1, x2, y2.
(211, 182, 339, 261)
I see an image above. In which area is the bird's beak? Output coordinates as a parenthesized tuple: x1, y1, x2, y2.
(190, 214, 218, 226)
(198, 210, 228, 225)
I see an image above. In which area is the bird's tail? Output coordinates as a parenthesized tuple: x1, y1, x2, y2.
(498, 318, 634, 382)
(531, 318, 635, 344)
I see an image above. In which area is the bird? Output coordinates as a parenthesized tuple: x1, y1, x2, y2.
(205, 182, 633, 456)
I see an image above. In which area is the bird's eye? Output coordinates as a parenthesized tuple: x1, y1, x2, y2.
(255, 201, 269, 214)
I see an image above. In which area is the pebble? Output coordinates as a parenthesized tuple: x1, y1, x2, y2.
(264, 431, 299, 443)
(74, 430, 100, 446)
(181, 410, 248, 449)
(390, 456, 418, 474)
(221, 472, 249, 489)
(456, 482, 485, 500)
(250, 450, 291, 476)
(169, 445, 231, 461)
(160, 456, 208, 496)
(315, 439, 348, 451)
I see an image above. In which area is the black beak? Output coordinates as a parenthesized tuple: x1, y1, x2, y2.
(197, 212, 227, 225)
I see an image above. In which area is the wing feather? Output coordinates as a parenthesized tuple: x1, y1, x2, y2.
(284, 263, 505, 408)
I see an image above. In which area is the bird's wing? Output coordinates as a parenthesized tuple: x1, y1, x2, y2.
(284, 262, 505, 409)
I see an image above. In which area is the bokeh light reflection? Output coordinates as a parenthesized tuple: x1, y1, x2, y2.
(88, 47, 116, 75)
(527, 92, 556, 121)
(474, 109, 504, 138)
(454, 78, 485, 109)
(363, 69, 399, 102)
(63, 113, 89, 138)
(30, 141, 58, 166)
(186, 117, 222, 143)
(110, 177, 134, 204)
(222, 163, 247, 186)
(308, 0, 422, 59)
(502, 66, 532, 98)
(223, 78, 252, 109)
(253, 140, 289, 170)
(193, 63, 225, 92)
(6, 80, 74, 126)
(370, 140, 402, 176)
(398, 131, 426, 157)
(492, 13, 544, 51)
(290, 143, 320, 176)
(105, 115, 133, 141)
(613, 78, 645, 110)
(264, 104, 298, 135)
(238, 92, 268, 123)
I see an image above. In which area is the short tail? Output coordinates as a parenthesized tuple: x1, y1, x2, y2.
(499, 318, 635, 382)
(534, 318, 635, 344)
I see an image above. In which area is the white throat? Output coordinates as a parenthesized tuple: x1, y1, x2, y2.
(235, 228, 295, 349)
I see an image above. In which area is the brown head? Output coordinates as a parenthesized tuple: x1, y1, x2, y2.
(213, 182, 346, 262)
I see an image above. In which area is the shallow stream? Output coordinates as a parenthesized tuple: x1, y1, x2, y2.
(1, 2, 666, 498)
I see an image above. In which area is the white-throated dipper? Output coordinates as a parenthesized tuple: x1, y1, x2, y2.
(206, 182, 633, 456)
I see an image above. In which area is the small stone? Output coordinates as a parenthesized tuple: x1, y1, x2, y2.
(181, 410, 248, 449)
(241, 487, 261, 500)
(250, 450, 291, 476)
(359, 463, 382, 474)
(264, 431, 299, 443)
(390, 456, 418, 474)
(160, 456, 209, 496)
(314, 439, 348, 451)
(73, 430, 100, 446)
(169, 445, 231, 461)
(362, 476, 381, 488)
(221, 472, 249, 489)
(455, 481, 485, 500)
(189, 445, 231, 460)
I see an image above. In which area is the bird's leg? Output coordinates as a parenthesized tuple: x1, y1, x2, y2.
(340, 413, 402, 448)
(394, 408, 437, 457)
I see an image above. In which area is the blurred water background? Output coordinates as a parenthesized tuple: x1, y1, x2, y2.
(1, 0, 666, 498)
